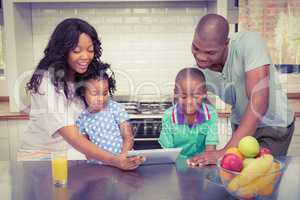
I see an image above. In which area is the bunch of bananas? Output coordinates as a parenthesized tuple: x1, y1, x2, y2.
(226, 154, 281, 198)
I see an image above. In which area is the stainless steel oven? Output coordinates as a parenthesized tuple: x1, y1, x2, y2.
(130, 117, 163, 150)
(121, 101, 173, 150)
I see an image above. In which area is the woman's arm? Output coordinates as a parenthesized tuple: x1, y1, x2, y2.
(59, 125, 143, 170)
(119, 121, 134, 154)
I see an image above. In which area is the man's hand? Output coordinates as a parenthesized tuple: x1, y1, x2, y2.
(187, 149, 225, 167)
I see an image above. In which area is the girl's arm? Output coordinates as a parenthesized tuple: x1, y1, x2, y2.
(59, 125, 143, 170)
(119, 121, 134, 154)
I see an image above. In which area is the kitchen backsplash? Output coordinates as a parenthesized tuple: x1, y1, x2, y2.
(31, 2, 207, 98)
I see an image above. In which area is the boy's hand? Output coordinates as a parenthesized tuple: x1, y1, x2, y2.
(187, 150, 224, 167)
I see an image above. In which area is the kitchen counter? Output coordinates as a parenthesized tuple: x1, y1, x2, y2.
(0, 101, 231, 120)
(1, 99, 300, 120)
(1, 156, 300, 200)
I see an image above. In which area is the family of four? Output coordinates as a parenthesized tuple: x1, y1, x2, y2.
(19, 14, 295, 170)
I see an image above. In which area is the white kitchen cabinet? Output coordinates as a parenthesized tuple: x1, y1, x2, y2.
(0, 121, 9, 160)
(288, 117, 300, 156)
(0, 120, 29, 161)
(0, 139, 10, 161)
(0, 120, 8, 139)
(7, 120, 29, 161)
(288, 135, 300, 156)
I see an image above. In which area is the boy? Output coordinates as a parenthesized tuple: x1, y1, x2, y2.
(159, 68, 219, 159)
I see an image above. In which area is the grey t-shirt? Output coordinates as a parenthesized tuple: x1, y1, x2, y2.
(200, 32, 294, 127)
(19, 73, 84, 152)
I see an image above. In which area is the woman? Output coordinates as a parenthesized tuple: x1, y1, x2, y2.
(20, 18, 143, 170)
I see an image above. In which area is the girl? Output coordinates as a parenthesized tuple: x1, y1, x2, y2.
(159, 67, 219, 160)
(75, 63, 134, 164)
(20, 18, 143, 170)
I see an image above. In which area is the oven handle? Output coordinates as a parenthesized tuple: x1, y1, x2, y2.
(134, 138, 159, 141)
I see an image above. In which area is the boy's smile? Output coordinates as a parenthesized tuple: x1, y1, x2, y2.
(175, 78, 207, 118)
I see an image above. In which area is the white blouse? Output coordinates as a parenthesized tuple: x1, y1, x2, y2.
(19, 73, 85, 152)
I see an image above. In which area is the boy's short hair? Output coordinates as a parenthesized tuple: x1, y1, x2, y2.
(175, 67, 206, 90)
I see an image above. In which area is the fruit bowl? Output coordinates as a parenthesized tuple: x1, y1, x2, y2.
(217, 156, 285, 199)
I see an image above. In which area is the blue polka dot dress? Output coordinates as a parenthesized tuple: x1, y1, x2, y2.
(75, 100, 129, 164)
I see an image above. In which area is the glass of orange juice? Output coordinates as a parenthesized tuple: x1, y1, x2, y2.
(51, 150, 68, 187)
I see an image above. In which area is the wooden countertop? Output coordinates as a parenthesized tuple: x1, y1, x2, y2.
(0, 102, 29, 120)
(1, 99, 299, 120)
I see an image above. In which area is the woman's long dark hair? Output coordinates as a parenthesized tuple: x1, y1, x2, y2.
(26, 18, 102, 98)
(75, 62, 116, 108)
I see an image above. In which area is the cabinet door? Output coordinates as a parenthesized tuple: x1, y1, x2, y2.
(7, 120, 29, 161)
(288, 117, 300, 156)
(0, 139, 9, 160)
(0, 121, 9, 160)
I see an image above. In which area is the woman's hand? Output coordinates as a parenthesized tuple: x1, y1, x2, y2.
(113, 153, 145, 170)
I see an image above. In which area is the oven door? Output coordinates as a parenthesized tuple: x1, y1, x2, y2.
(130, 118, 162, 150)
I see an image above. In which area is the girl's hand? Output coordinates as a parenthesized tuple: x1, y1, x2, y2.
(114, 153, 145, 170)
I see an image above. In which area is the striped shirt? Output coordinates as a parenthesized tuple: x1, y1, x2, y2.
(159, 102, 219, 158)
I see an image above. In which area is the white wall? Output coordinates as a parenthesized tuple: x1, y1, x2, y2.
(0, 78, 8, 96)
(31, 2, 207, 99)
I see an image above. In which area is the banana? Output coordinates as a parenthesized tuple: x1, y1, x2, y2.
(237, 161, 278, 196)
(273, 161, 281, 179)
(258, 183, 274, 196)
(228, 154, 274, 192)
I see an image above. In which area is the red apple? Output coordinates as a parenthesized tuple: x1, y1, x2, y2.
(221, 153, 243, 172)
(259, 147, 271, 157)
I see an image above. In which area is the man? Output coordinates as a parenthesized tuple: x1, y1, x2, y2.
(187, 14, 295, 166)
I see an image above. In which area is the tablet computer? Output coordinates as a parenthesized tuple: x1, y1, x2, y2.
(127, 148, 182, 165)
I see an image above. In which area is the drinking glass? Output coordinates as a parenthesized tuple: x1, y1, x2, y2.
(51, 150, 68, 187)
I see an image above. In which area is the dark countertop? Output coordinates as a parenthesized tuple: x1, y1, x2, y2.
(1, 156, 300, 200)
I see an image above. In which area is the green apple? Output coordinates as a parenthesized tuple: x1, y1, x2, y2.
(238, 136, 260, 158)
(243, 158, 255, 168)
